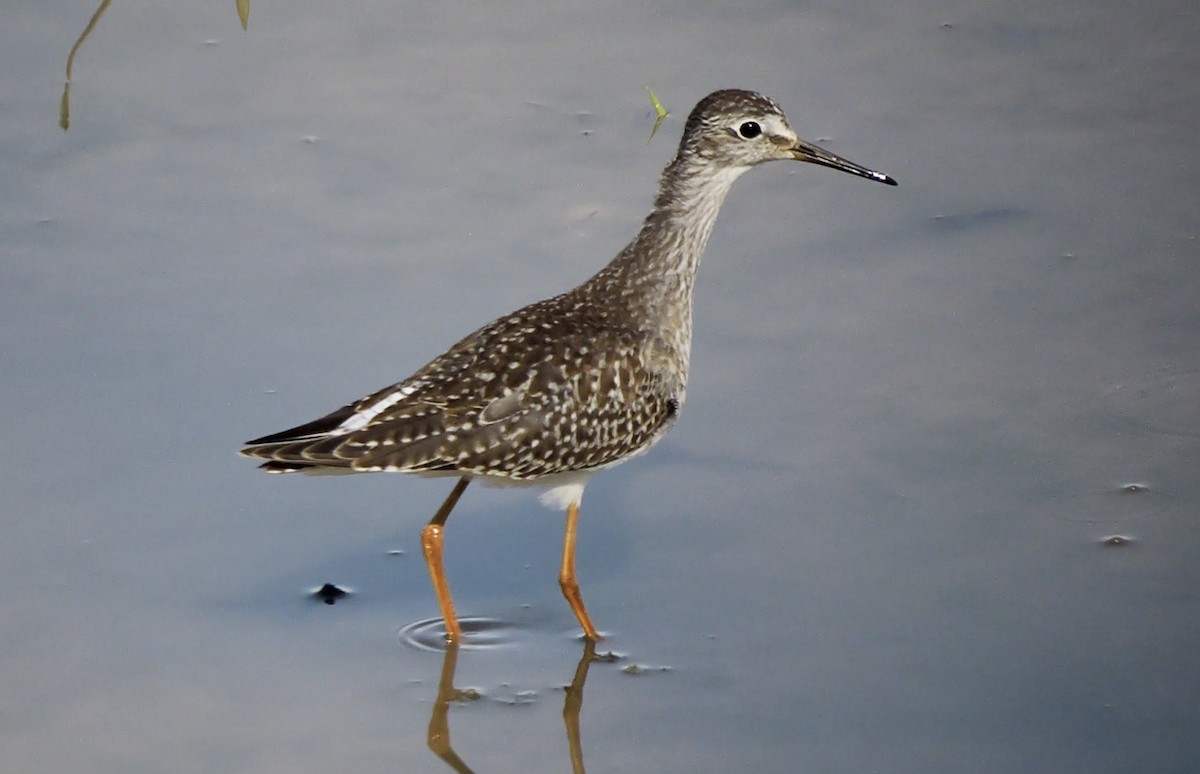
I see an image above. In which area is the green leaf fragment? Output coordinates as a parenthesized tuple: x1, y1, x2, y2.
(646, 86, 669, 144)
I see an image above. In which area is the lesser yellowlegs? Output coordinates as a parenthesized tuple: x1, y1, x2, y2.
(242, 89, 896, 642)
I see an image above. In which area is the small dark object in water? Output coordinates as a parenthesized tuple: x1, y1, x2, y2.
(312, 583, 350, 604)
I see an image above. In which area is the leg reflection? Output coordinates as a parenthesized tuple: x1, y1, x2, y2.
(563, 638, 601, 774)
(426, 641, 476, 774)
(425, 639, 612, 774)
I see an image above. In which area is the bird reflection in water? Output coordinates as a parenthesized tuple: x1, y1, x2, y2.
(426, 639, 613, 773)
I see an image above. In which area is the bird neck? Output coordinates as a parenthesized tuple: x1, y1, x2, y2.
(582, 151, 749, 325)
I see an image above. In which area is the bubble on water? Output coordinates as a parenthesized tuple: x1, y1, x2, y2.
(1048, 481, 1171, 524)
(488, 685, 539, 706)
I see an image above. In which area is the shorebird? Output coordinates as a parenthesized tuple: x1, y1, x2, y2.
(241, 89, 896, 642)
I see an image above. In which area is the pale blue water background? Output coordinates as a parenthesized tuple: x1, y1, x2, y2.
(3, 1, 1198, 772)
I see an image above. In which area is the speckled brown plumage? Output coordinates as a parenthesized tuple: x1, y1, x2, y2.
(244, 295, 678, 480)
(241, 89, 896, 642)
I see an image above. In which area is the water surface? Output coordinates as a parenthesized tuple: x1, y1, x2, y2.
(3, 1, 1198, 772)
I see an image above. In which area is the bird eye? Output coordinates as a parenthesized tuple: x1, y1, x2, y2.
(737, 121, 762, 139)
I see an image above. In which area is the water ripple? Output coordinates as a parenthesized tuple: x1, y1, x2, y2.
(397, 616, 529, 652)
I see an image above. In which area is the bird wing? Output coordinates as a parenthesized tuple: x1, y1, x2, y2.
(241, 295, 679, 478)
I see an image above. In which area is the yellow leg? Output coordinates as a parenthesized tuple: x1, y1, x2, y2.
(559, 501, 602, 641)
(421, 477, 471, 644)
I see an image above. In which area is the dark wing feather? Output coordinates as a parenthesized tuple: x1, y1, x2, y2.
(243, 402, 357, 446)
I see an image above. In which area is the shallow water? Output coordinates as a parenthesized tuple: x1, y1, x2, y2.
(3, 1, 1199, 772)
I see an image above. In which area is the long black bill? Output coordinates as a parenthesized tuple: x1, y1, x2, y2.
(791, 138, 897, 186)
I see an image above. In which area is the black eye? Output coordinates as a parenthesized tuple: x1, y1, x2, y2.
(738, 121, 762, 139)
